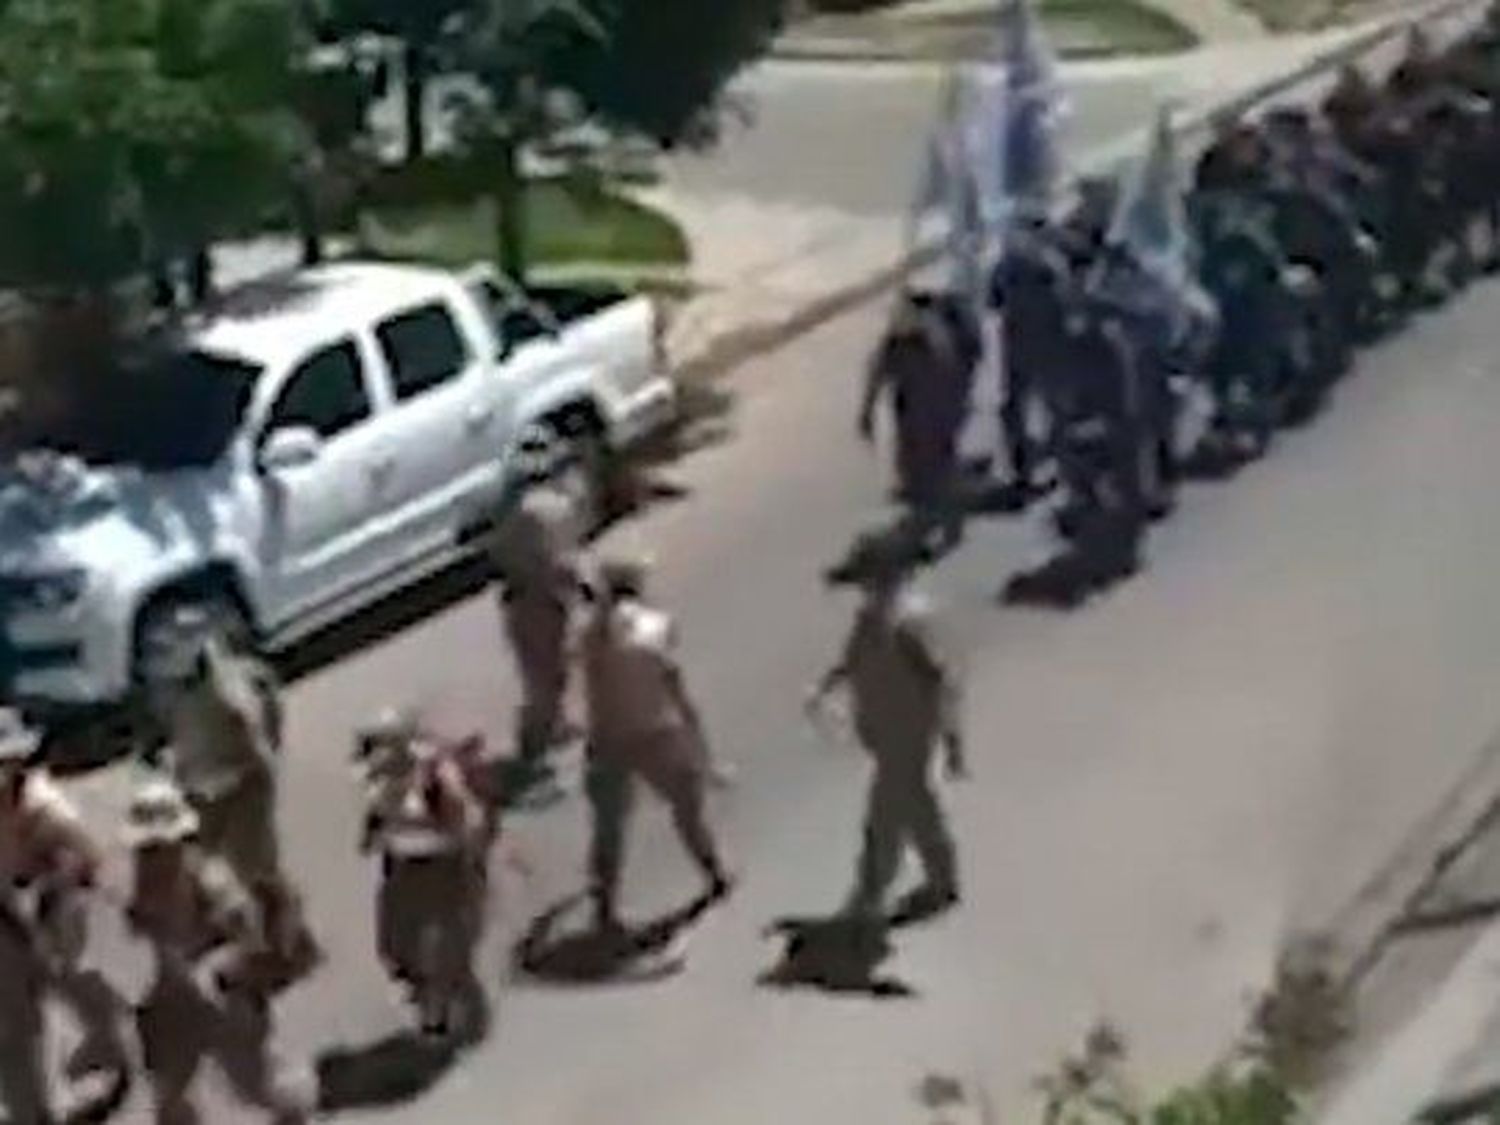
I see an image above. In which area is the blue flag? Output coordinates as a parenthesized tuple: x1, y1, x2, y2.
(909, 69, 989, 302)
(1100, 105, 1217, 349)
(992, 0, 1065, 232)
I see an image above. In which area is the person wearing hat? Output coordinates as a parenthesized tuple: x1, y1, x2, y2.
(124, 777, 309, 1125)
(0, 709, 130, 1124)
(807, 536, 965, 922)
(487, 431, 590, 807)
(355, 709, 490, 1043)
(581, 554, 735, 938)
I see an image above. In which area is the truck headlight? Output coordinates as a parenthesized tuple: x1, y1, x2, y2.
(2, 569, 89, 612)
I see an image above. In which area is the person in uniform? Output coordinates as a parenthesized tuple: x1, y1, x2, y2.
(124, 778, 308, 1125)
(0, 709, 130, 1125)
(581, 556, 734, 939)
(354, 710, 490, 1043)
(860, 291, 974, 557)
(1009, 285, 1148, 606)
(989, 217, 1072, 509)
(807, 536, 965, 922)
(1197, 196, 1292, 458)
(487, 434, 590, 804)
(148, 620, 314, 970)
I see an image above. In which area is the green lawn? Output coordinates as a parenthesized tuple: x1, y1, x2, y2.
(1229, 0, 1384, 31)
(1041, 0, 1198, 56)
(356, 176, 690, 277)
(789, 0, 1197, 59)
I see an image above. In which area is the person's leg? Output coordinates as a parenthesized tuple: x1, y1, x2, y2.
(212, 996, 307, 1124)
(1000, 365, 1035, 490)
(905, 776, 960, 900)
(659, 770, 732, 899)
(847, 768, 908, 918)
(0, 986, 52, 1125)
(138, 983, 205, 1125)
(586, 757, 636, 933)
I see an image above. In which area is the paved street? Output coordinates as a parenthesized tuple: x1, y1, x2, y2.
(660, 39, 1365, 220)
(53, 241, 1500, 1124)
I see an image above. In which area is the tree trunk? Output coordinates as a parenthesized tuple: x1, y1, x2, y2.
(293, 177, 324, 267)
(402, 42, 428, 165)
(495, 136, 526, 285)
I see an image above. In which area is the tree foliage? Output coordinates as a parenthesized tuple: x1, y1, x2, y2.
(0, 0, 300, 293)
(314, 0, 475, 160)
(552, 0, 788, 148)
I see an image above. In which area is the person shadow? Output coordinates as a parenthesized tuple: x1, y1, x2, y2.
(314, 1029, 464, 1115)
(759, 894, 953, 1000)
(514, 891, 715, 985)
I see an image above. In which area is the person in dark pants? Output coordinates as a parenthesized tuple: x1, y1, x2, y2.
(860, 293, 975, 556)
(808, 536, 965, 922)
(1006, 289, 1146, 607)
(989, 221, 1072, 510)
(1197, 199, 1291, 459)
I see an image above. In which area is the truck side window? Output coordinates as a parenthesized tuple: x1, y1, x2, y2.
(375, 302, 470, 400)
(267, 340, 371, 439)
(467, 277, 555, 354)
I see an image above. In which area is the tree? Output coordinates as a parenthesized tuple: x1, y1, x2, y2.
(450, 0, 785, 281)
(552, 0, 787, 149)
(315, 0, 474, 163)
(0, 0, 300, 299)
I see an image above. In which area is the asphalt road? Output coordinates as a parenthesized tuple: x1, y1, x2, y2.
(51, 246, 1500, 1125)
(658, 40, 1362, 216)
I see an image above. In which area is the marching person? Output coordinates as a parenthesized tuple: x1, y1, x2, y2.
(807, 536, 965, 922)
(0, 709, 130, 1125)
(581, 556, 735, 940)
(989, 216, 1072, 509)
(147, 616, 316, 973)
(860, 290, 974, 558)
(354, 709, 491, 1043)
(1008, 284, 1148, 607)
(124, 777, 309, 1125)
(487, 433, 590, 806)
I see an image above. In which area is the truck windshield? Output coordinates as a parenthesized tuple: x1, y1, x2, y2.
(52, 348, 260, 471)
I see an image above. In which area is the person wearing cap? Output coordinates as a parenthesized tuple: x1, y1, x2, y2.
(859, 290, 972, 558)
(581, 555, 735, 938)
(355, 711, 489, 1042)
(487, 433, 589, 805)
(808, 538, 964, 922)
(124, 777, 308, 1125)
(0, 709, 130, 1124)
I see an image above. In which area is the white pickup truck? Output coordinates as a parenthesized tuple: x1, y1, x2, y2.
(0, 260, 676, 712)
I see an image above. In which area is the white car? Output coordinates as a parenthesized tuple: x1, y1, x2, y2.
(0, 260, 676, 712)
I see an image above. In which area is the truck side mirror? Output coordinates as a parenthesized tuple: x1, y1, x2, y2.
(257, 426, 323, 474)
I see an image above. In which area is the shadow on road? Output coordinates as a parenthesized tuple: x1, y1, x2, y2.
(315, 1030, 459, 1115)
(759, 914, 916, 999)
(514, 892, 715, 986)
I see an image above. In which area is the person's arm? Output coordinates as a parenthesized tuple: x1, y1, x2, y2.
(808, 623, 857, 713)
(859, 345, 891, 441)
